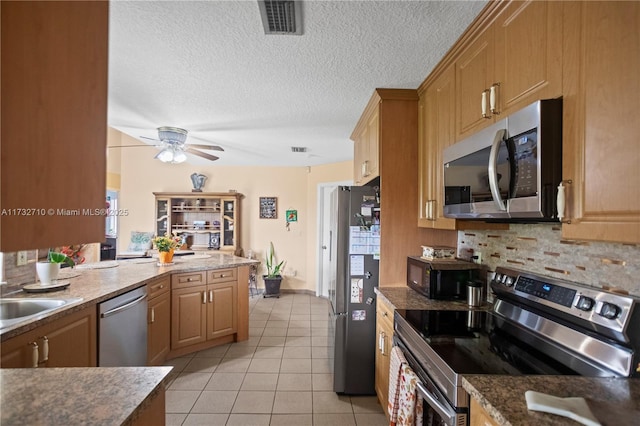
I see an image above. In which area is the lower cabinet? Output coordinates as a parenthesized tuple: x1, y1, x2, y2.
(171, 269, 238, 351)
(0, 305, 97, 368)
(375, 297, 394, 418)
(470, 397, 499, 426)
(147, 276, 171, 365)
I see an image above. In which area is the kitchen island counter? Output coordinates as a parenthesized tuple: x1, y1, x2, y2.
(463, 374, 640, 425)
(0, 366, 172, 425)
(0, 252, 259, 341)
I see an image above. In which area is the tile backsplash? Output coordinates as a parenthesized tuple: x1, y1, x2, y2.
(458, 224, 640, 297)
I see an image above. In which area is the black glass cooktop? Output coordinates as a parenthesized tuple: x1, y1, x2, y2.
(395, 309, 578, 376)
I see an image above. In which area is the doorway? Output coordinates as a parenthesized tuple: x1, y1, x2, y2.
(316, 180, 351, 298)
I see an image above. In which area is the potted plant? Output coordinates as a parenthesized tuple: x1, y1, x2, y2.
(36, 251, 75, 285)
(263, 241, 285, 298)
(152, 234, 181, 264)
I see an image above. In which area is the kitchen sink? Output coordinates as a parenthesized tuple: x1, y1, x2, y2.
(0, 298, 83, 330)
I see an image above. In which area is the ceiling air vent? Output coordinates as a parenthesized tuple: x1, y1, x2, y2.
(258, 1, 302, 35)
(291, 146, 307, 153)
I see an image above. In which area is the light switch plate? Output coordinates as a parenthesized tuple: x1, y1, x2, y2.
(17, 251, 28, 266)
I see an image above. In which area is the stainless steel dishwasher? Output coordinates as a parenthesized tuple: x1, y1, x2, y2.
(98, 286, 147, 366)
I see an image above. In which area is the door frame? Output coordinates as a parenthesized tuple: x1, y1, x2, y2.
(316, 180, 352, 297)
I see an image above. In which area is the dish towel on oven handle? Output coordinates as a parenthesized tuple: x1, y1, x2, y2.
(388, 346, 407, 425)
(397, 363, 424, 426)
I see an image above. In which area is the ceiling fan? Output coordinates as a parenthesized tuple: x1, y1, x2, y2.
(111, 126, 224, 163)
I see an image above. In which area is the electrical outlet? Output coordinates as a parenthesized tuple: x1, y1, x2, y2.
(17, 251, 28, 266)
(473, 252, 482, 264)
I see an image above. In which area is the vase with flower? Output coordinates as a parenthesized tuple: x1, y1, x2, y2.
(152, 234, 181, 264)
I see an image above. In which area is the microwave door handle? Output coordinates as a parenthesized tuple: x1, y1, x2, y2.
(488, 129, 508, 211)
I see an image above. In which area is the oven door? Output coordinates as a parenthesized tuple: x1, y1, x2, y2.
(394, 335, 467, 426)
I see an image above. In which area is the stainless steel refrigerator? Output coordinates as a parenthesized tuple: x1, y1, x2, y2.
(330, 185, 380, 395)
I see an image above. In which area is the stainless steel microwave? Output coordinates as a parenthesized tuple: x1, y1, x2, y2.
(443, 99, 562, 221)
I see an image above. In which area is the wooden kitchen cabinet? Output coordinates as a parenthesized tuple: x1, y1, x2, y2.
(154, 192, 242, 252)
(561, 1, 640, 244)
(352, 106, 380, 185)
(147, 276, 171, 365)
(470, 397, 499, 426)
(0, 1, 108, 251)
(455, 0, 562, 141)
(375, 297, 394, 418)
(418, 65, 457, 230)
(171, 269, 239, 352)
(1, 305, 97, 368)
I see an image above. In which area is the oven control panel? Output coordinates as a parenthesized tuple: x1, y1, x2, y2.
(491, 267, 638, 337)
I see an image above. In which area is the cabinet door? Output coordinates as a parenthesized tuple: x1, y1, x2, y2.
(0, 1, 108, 251)
(221, 198, 237, 250)
(171, 285, 207, 349)
(207, 282, 238, 340)
(374, 298, 393, 418)
(421, 66, 458, 230)
(417, 95, 432, 227)
(353, 127, 368, 185)
(155, 198, 170, 236)
(1, 306, 97, 368)
(562, 1, 640, 244)
(470, 397, 499, 426)
(148, 291, 171, 365)
(456, 27, 495, 140)
(364, 107, 380, 182)
(493, 0, 562, 117)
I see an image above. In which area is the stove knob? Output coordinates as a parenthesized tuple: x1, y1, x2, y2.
(598, 302, 620, 320)
(575, 295, 595, 311)
(494, 273, 503, 284)
(504, 276, 515, 287)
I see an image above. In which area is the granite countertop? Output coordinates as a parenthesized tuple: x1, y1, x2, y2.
(1, 252, 259, 340)
(0, 366, 172, 425)
(463, 375, 640, 425)
(375, 286, 491, 311)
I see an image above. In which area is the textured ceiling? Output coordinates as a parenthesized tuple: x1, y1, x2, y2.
(108, 0, 487, 166)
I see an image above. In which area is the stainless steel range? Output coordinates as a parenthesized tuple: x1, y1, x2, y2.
(393, 266, 640, 426)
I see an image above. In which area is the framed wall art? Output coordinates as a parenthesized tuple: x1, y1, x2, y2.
(259, 197, 277, 219)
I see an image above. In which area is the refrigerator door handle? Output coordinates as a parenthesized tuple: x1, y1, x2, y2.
(329, 230, 332, 261)
(365, 271, 372, 279)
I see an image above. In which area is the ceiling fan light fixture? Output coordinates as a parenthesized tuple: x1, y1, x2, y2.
(172, 150, 187, 163)
(155, 148, 175, 163)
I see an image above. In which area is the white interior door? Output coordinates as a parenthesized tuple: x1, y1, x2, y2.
(317, 181, 350, 298)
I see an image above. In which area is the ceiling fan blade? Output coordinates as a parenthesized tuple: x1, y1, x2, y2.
(187, 143, 224, 151)
(107, 144, 156, 148)
(185, 148, 219, 161)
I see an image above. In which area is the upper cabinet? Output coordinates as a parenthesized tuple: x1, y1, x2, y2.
(0, 1, 109, 251)
(455, 0, 562, 141)
(418, 66, 457, 230)
(561, 2, 640, 244)
(352, 102, 380, 185)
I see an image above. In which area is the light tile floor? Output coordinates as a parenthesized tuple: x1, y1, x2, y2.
(164, 293, 387, 426)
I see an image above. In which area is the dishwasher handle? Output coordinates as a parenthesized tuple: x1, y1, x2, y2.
(100, 294, 147, 318)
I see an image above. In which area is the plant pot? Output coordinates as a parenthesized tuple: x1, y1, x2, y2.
(158, 249, 175, 264)
(263, 275, 282, 298)
(36, 262, 60, 285)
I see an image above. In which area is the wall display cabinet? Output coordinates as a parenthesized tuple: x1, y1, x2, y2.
(560, 1, 640, 244)
(1, 306, 97, 368)
(374, 297, 394, 418)
(154, 192, 242, 251)
(170, 269, 238, 351)
(147, 276, 171, 366)
(455, 0, 562, 141)
(0, 1, 108, 251)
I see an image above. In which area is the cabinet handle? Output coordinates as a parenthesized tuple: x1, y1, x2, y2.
(151, 307, 155, 323)
(187, 278, 193, 282)
(481, 90, 491, 118)
(29, 342, 39, 368)
(209, 290, 213, 303)
(557, 180, 572, 223)
(429, 200, 436, 221)
(361, 160, 369, 177)
(380, 332, 386, 356)
(490, 83, 500, 115)
(202, 291, 206, 304)
(159, 284, 164, 289)
(378, 332, 383, 352)
(40, 336, 49, 364)
(382, 311, 387, 317)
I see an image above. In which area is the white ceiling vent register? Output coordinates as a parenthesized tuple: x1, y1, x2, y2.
(258, 0, 302, 35)
(291, 146, 307, 153)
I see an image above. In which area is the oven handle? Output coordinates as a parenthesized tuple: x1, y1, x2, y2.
(415, 381, 457, 426)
